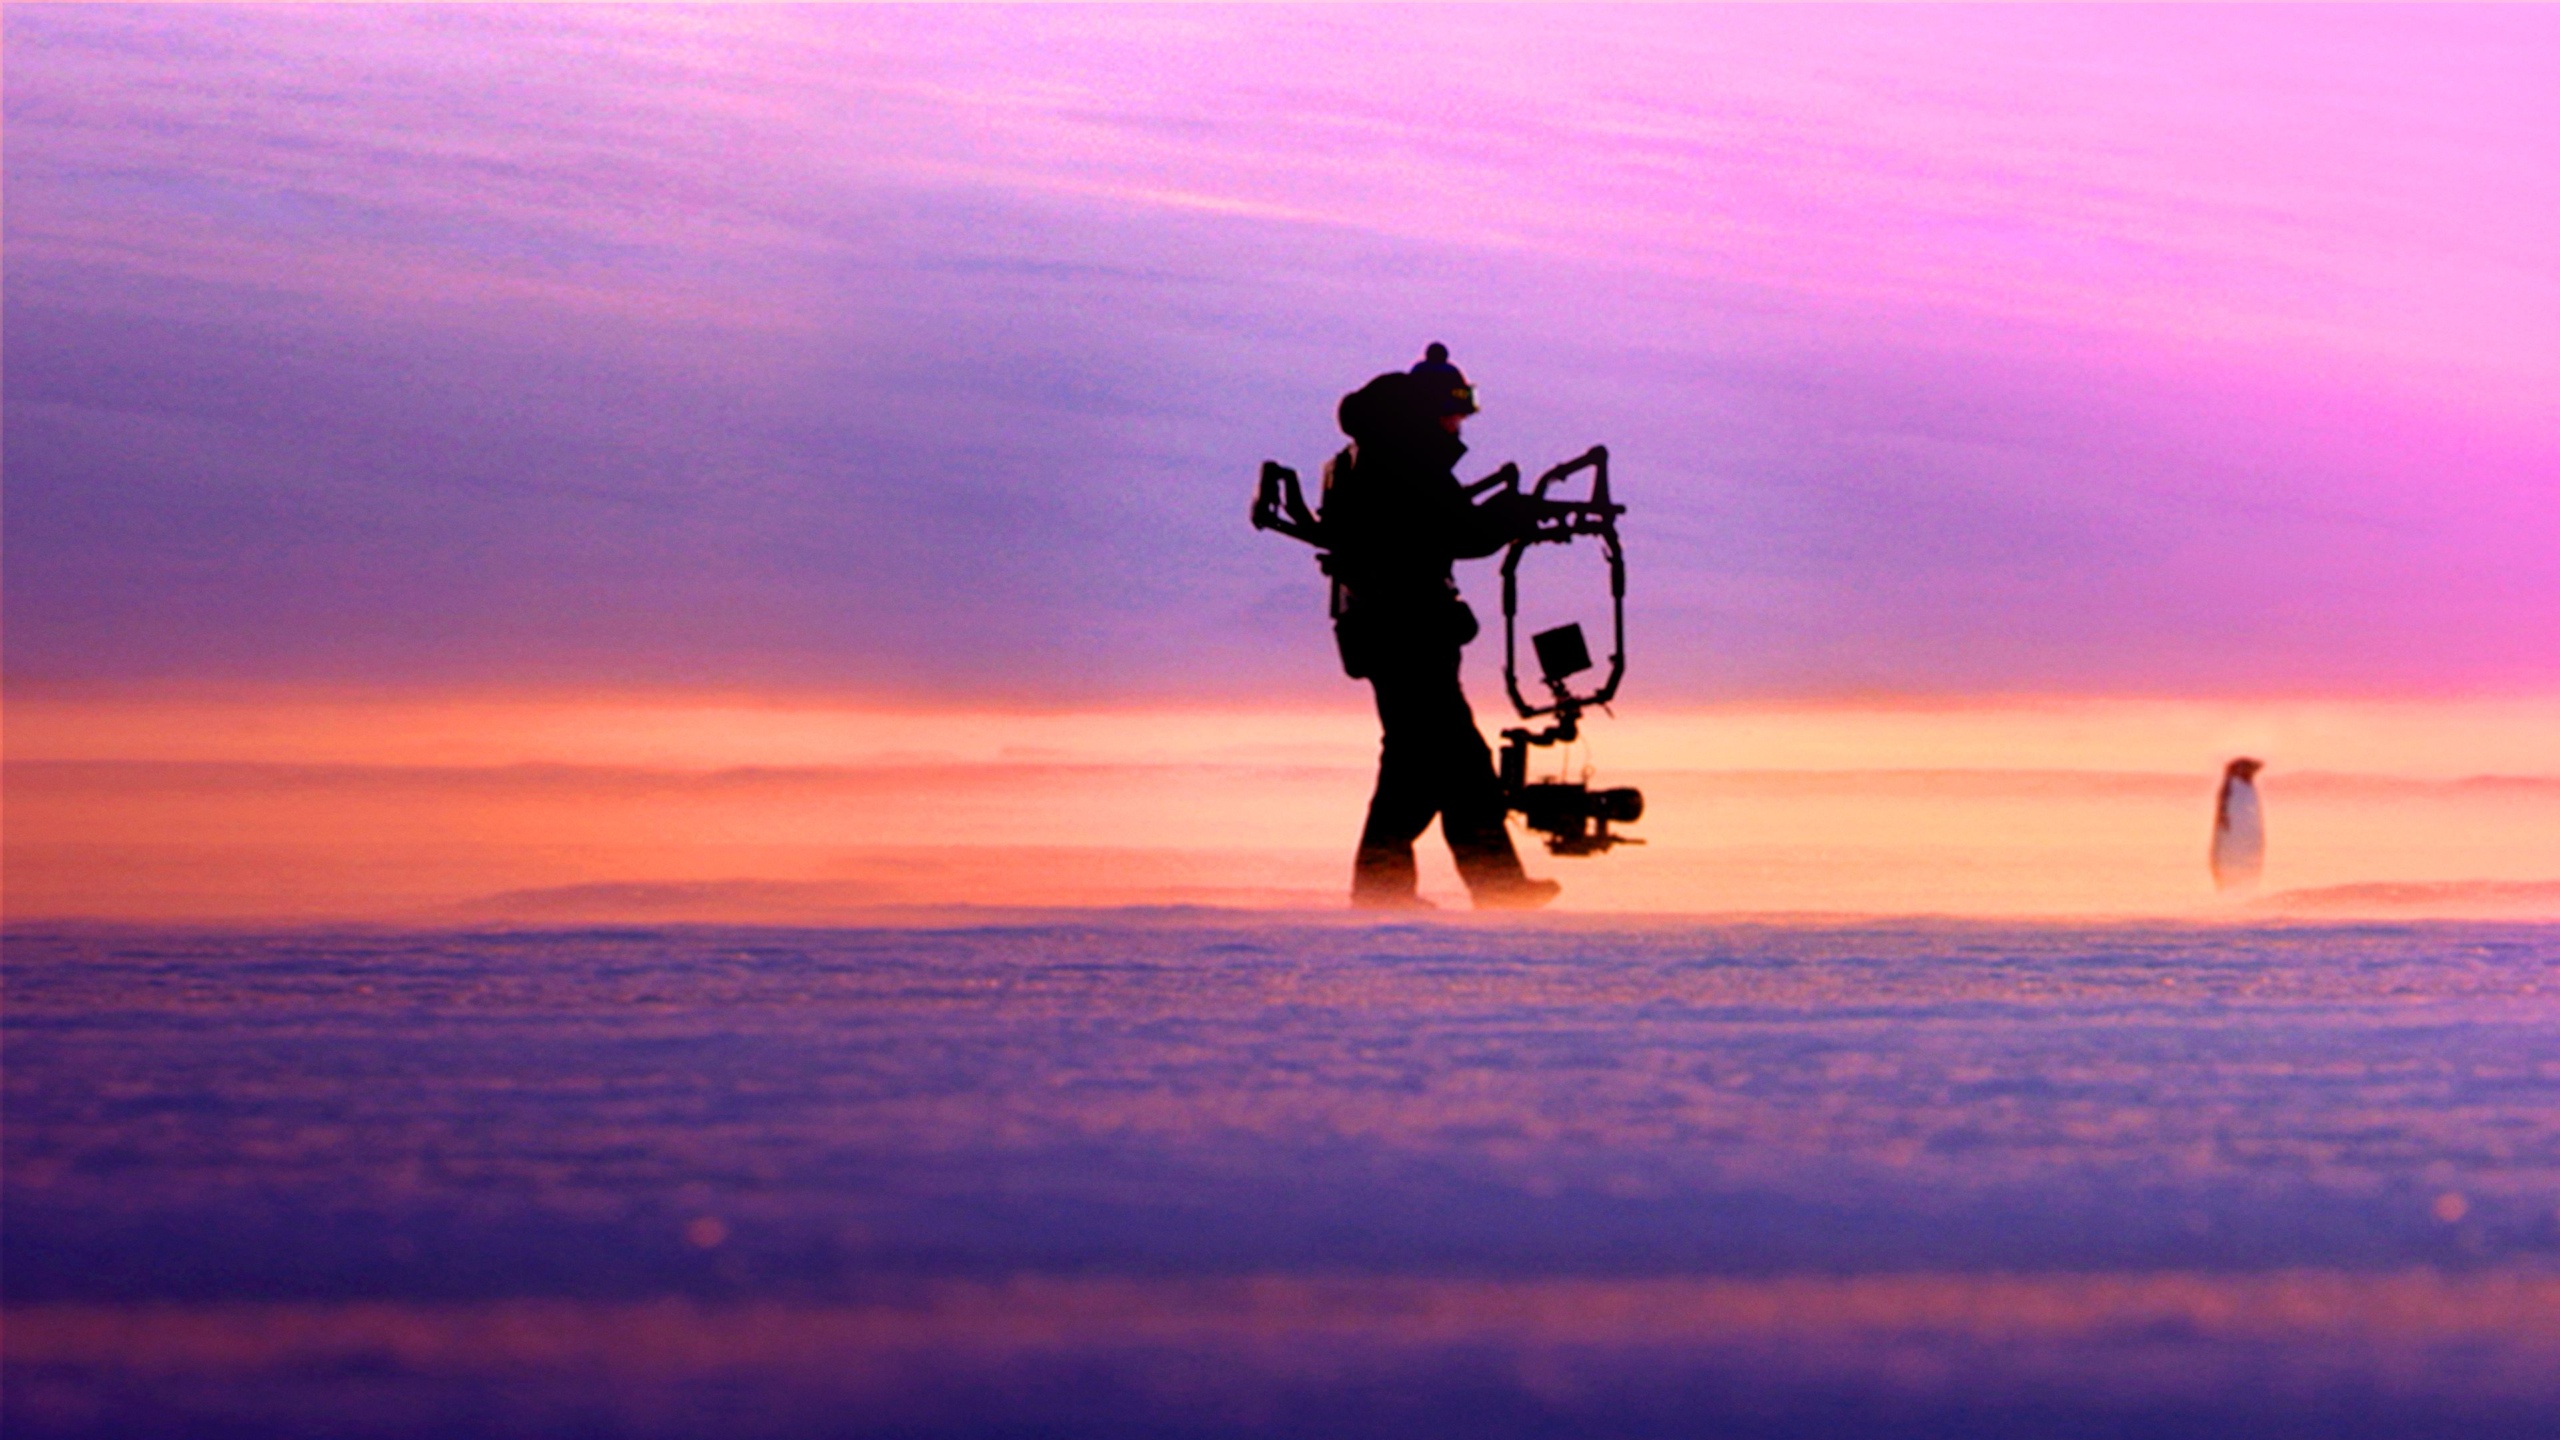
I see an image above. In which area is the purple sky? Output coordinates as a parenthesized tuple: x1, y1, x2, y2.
(6, 5, 2555, 702)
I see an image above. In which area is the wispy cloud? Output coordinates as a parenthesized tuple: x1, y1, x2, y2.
(6, 6, 2554, 698)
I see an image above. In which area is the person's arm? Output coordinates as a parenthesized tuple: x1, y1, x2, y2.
(1448, 483, 1537, 560)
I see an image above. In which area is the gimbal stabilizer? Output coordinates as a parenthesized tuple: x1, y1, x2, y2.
(1491, 447, 1643, 855)
(1252, 460, 1324, 546)
(1252, 445, 1643, 857)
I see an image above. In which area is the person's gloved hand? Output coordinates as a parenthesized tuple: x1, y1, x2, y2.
(1472, 487, 1532, 538)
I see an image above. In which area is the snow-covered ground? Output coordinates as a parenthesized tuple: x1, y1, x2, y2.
(8, 917, 2559, 1436)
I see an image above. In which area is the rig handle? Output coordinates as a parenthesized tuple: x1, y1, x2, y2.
(1501, 445, 1627, 722)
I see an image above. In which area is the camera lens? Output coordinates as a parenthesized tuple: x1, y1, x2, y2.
(1595, 787, 1643, 824)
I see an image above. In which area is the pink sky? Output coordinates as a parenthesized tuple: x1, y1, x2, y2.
(7, 5, 2556, 701)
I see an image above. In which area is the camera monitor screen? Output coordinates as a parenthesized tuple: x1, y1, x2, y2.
(1532, 623, 1593, 685)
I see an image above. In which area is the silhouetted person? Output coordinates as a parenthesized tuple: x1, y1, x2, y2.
(1322, 345, 1558, 909)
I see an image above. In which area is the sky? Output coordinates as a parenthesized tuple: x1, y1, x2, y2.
(8, 4, 2557, 705)
(6, 6, 2557, 920)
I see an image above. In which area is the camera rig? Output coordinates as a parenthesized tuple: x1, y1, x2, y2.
(1252, 445, 1643, 857)
(1491, 446, 1643, 854)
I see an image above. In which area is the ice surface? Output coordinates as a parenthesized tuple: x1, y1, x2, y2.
(7, 917, 2560, 1437)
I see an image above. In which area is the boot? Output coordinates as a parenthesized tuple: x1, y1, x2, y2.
(1446, 813, 1555, 910)
(1351, 845, 1432, 909)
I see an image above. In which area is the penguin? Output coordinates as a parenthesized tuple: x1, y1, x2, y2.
(2211, 758, 2265, 892)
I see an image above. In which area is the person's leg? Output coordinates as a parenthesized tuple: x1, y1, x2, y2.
(1440, 737, 1534, 896)
(1352, 669, 1442, 907)
(1415, 651, 1557, 908)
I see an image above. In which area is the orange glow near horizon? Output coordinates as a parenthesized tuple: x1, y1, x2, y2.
(13, 691, 2560, 775)
(6, 693, 2556, 923)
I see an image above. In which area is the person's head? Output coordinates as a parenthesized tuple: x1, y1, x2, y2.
(1337, 370, 1421, 448)
(1408, 342, 1477, 435)
(1337, 346, 1475, 456)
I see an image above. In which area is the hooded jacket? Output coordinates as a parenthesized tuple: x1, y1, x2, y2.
(1319, 371, 1520, 623)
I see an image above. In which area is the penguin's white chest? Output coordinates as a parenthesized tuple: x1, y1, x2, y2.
(2212, 777, 2264, 891)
